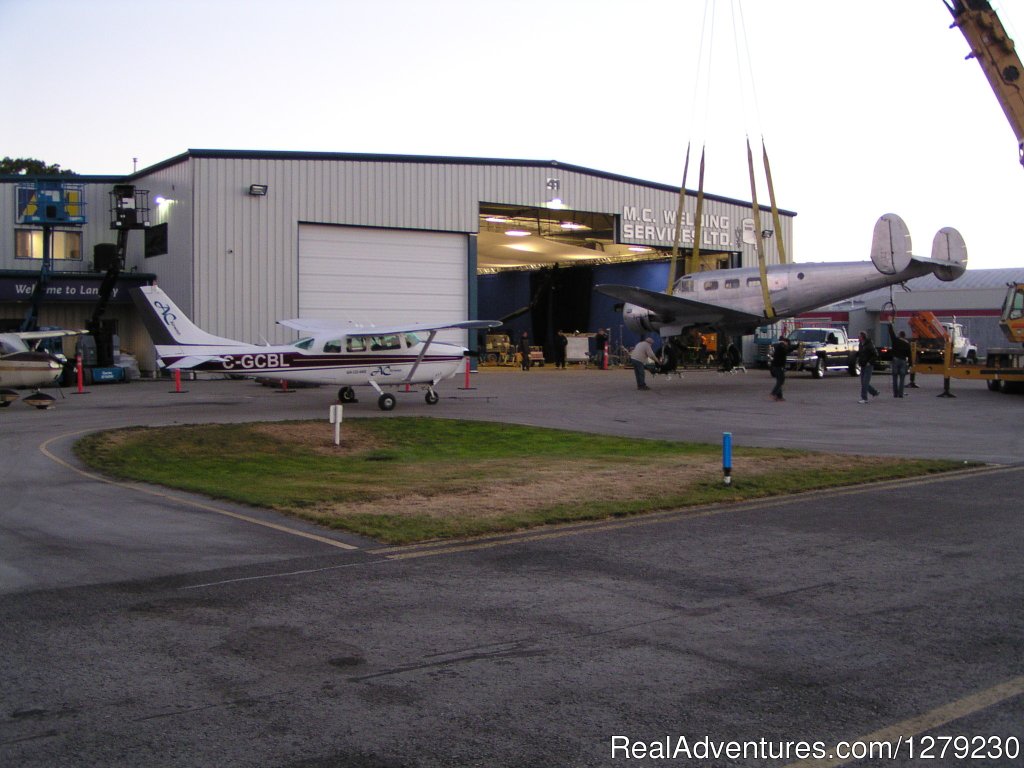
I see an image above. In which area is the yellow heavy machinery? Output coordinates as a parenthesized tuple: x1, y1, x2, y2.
(913, 286, 1024, 392)
(911, 4, 1024, 392)
(946, 0, 1024, 165)
(998, 281, 1024, 343)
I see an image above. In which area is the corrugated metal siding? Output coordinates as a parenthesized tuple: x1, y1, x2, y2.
(135, 159, 193, 316)
(183, 155, 794, 343)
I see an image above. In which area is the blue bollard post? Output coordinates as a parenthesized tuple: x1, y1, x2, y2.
(723, 432, 733, 486)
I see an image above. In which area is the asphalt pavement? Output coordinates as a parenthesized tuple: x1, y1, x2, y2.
(1, 367, 1021, 767)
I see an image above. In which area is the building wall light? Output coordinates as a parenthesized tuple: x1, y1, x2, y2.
(248, 184, 269, 196)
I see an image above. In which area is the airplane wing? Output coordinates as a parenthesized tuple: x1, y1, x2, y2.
(15, 329, 88, 341)
(595, 284, 764, 328)
(277, 318, 501, 335)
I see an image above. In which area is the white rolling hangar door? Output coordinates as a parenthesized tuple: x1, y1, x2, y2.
(297, 224, 471, 346)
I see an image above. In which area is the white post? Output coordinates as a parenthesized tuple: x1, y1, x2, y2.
(329, 404, 343, 445)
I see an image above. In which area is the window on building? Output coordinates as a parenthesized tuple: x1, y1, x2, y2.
(15, 229, 83, 261)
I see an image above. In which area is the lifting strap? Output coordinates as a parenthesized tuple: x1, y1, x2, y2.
(691, 147, 707, 278)
(667, 143, 692, 292)
(761, 139, 788, 265)
(747, 137, 776, 321)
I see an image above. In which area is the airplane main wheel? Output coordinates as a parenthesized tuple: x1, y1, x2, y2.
(377, 393, 396, 411)
(425, 390, 440, 405)
(338, 386, 357, 403)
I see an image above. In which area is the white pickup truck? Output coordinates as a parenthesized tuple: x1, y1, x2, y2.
(785, 327, 860, 378)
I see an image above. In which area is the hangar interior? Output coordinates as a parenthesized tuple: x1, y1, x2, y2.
(474, 201, 737, 364)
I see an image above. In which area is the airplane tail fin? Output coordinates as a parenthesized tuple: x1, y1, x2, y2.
(130, 285, 244, 348)
(870, 213, 912, 275)
(926, 227, 968, 282)
(870, 213, 967, 282)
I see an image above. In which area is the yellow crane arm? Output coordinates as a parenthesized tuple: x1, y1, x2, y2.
(946, 0, 1024, 165)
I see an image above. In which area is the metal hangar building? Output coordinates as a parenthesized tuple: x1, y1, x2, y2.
(0, 150, 793, 373)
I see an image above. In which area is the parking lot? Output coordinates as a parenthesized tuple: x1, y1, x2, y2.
(1, 367, 1021, 767)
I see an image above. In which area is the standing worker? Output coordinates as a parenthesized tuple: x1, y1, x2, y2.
(891, 330, 911, 398)
(857, 331, 880, 403)
(518, 331, 531, 372)
(769, 334, 792, 401)
(593, 328, 608, 369)
(554, 331, 568, 369)
(630, 336, 661, 390)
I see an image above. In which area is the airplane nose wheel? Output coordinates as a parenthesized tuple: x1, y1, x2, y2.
(425, 389, 439, 405)
(377, 392, 396, 411)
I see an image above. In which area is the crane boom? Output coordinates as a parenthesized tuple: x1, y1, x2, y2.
(946, 0, 1024, 165)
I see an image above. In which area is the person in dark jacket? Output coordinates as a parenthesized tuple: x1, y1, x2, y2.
(769, 335, 792, 401)
(518, 331, 531, 371)
(890, 330, 911, 398)
(857, 331, 880, 402)
(554, 331, 568, 369)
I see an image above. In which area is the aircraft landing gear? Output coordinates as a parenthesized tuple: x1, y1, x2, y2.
(338, 386, 357, 403)
(425, 388, 440, 405)
(377, 392, 396, 411)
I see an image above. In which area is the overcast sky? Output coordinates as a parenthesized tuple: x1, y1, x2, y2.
(4, 0, 1022, 269)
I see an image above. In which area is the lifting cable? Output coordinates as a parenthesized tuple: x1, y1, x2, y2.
(729, 0, 777, 321)
(670, 0, 715, 291)
(733, 0, 786, 323)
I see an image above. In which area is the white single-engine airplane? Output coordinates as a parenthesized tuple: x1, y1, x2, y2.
(131, 285, 500, 410)
(597, 213, 967, 341)
(0, 330, 80, 407)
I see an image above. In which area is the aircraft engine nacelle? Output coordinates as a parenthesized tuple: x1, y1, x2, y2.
(623, 303, 665, 335)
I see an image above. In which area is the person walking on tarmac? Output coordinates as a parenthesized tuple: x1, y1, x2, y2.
(630, 336, 661, 390)
(769, 334, 792, 401)
(857, 331, 880, 403)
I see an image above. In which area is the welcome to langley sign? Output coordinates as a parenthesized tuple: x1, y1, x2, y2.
(0, 275, 152, 303)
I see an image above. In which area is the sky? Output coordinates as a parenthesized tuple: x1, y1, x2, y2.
(3, 0, 1022, 269)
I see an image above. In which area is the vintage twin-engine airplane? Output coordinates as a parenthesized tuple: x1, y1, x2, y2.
(0, 330, 81, 407)
(131, 285, 499, 410)
(597, 213, 968, 339)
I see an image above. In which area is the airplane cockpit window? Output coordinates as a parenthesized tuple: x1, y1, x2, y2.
(324, 340, 342, 353)
(724, 279, 740, 289)
(293, 337, 315, 350)
(675, 279, 694, 293)
(0, 338, 20, 355)
(404, 333, 421, 347)
(346, 337, 367, 353)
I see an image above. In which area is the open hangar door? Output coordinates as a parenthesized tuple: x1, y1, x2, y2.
(297, 224, 469, 345)
(475, 203, 738, 361)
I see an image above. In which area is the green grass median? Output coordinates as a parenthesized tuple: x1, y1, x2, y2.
(74, 417, 966, 545)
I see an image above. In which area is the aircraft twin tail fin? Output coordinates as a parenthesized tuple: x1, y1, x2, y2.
(870, 213, 967, 282)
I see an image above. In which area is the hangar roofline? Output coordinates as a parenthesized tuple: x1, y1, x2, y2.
(122, 149, 795, 216)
